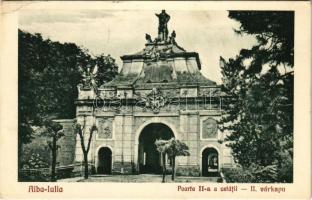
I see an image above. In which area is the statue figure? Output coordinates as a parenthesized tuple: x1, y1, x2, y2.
(169, 30, 176, 44)
(171, 30, 176, 38)
(155, 10, 170, 42)
(80, 64, 99, 95)
(145, 33, 153, 43)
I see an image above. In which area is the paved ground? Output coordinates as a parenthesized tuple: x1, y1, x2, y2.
(58, 174, 222, 183)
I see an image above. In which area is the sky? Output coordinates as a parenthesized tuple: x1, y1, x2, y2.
(19, 10, 256, 84)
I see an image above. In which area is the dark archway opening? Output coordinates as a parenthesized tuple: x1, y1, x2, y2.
(97, 147, 112, 174)
(138, 123, 174, 174)
(202, 147, 219, 176)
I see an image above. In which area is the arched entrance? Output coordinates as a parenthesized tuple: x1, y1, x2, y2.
(138, 123, 174, 174)
(202, 147, 219, 176)
(97, 147, 112, 174)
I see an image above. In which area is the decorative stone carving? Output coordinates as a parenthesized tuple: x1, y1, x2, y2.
(97, 118, 113, 139)
(169, 30, 176, 44)
(180, 88, 198, 97)
(164, 89, 180, 99)
(139, 87, 167, 113)
(202, 118, 218, 139)
(80, 64, 99, 93)
(145, 33, 153, 43)
(199, 88, 221, 97)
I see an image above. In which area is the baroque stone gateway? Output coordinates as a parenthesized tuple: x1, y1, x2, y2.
(57, 10, 234, 177)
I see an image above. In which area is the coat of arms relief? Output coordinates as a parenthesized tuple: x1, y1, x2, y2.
(97, 118, 113, 139)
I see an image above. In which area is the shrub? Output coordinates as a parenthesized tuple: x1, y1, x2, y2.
(277, 150, 293, 182)
(19, 169, 50, 182)
(222, 167, 255, 183)
(222, 163, 280, 183)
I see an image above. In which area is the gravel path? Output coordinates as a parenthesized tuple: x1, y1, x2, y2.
(58, 174, 221, 183)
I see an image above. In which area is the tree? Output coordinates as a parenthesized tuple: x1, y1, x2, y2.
(18, 30, 86, 167)
(94, 54, 118, 86)
(155, 138, 190, 181)
(42, 120, 64, 182)
(155, 139, 171, 183)
(73, 116, 97, 179)
(220, 11, 293, 182)
(167, 139, 190, 181)
(18, 30, 118, 171)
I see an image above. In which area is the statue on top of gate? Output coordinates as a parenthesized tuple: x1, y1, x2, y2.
(155, 10, 170, 42)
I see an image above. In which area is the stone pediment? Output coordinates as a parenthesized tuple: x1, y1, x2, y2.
(105, 41, 215, 87)
(101, 10, 217, 88)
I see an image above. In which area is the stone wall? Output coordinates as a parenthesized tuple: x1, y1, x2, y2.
(176, 165, 200, 176)
(54, 119, 76, 166)
(21, 119, 76, 169)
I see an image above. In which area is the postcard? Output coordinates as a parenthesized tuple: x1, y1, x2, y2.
(0, 1, 311, 199)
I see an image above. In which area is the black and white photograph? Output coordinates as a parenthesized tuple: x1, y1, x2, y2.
(17, 8, 295, 183)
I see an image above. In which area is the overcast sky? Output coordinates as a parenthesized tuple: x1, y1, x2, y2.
(19, 10, 256, 83)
